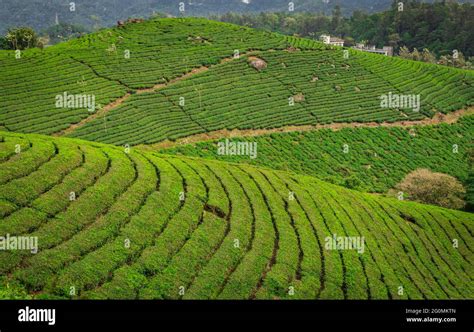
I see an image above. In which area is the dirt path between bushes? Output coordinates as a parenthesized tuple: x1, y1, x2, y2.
(52, 50, 473, 144)
(52, 52, 256, 137)
(52, 93, 131, 137)
(137, 107, 474, 151)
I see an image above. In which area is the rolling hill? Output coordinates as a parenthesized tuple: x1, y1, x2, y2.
(0, 18, 297, 135)
(1, 18, 472, 145)
(160, 114, 474, 194)
(0, 16, 473, 302)
(0, 131, 473, 299)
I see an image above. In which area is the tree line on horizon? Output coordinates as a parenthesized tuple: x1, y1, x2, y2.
(214, 1, 473, 65)
(1, 1, 472, 69)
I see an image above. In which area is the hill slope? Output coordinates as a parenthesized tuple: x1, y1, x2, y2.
(1, 18, 473, 144)
(161, 114, 474, 194)
(0, 18, 299, 135)
(0, 131, 473, 299)
(49, 18, 299, 89)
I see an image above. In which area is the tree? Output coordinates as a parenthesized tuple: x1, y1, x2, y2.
(438, 55, 451, 66)
(43, 22, 88, 44)
(344, 36, 355, 47)
(388, 33, 401, 48)
(4, 27, 39, 50)
(398, 46, 413, 60)
(90, 15, 101, 31)
(0, 36, 8, 50)
(37, 36, 50, 50)
(393, 169, 466, 210)
(331, 5, 342, 32)
(421, 48, 437, 63)
(411, 48, 422, 61)
(283, 17, 297, 32)
(437, 51, 472, 69)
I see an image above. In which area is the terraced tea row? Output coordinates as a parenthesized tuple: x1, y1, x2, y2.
(1, 18, 472, 144)
(354, 52, 474, 113)
(53, 18, 304, 89)
(163, 115, 474, 194)
(0, 132, 472, 299)
(0, 18, 321, 136)
(0, 52, 127, 135)
(67, 49, 473, 146)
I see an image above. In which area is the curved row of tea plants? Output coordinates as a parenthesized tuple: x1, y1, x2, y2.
(0, 131, 472, 300)
(0, 52, 126, 135)
(68, 48, 473, 146)
(0, 18, 324, 135)
(163, 115, 474, 194)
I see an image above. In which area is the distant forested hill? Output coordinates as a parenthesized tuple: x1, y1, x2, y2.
(2, 0, 472, 34)
(215, 1, 474, 57)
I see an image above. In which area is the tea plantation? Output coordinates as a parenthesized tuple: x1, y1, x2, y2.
(67, 48, 474, 145)
(0, 17, 473, 301)
(163, 115, 474, 194)
(0, 131, 473, 299)
(0, 18, 472, 144)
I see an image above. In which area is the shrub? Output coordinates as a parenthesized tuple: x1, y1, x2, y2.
(393, 169, 466, 209)
(0, 277, 31, 300)
(4, 27, 39, 50)
(344, 175, 363, 190)
(0, 36, 8, 50)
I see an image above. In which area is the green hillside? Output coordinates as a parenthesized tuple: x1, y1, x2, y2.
(0, 16, 473, 302)
(0, 18, 309, 135)
(66, 47, 474, 145)
(1, 18, 472, 144)
(162, 115, 474, 194)
(0, 131, 473, 300)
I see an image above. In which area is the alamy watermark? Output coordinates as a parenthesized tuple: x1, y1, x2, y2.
(18, 306, 55, 326)
(380, 92, 420, 112)
(0, 234, 38, 253)
(55, 91, 96, 112)
(325, 234, 365, 254)
(217, 139, 257, 159)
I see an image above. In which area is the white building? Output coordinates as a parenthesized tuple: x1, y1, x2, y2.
(352, 43, 393, 56)
(320, 34, 345, 47)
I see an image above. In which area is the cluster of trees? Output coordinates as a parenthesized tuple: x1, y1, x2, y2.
(211, 11, 338, 41)
(0, 27, 40, 50)
(214, 1, 473, 62)
(398, 46, 473, 69)
(0, 23, 88, 50)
